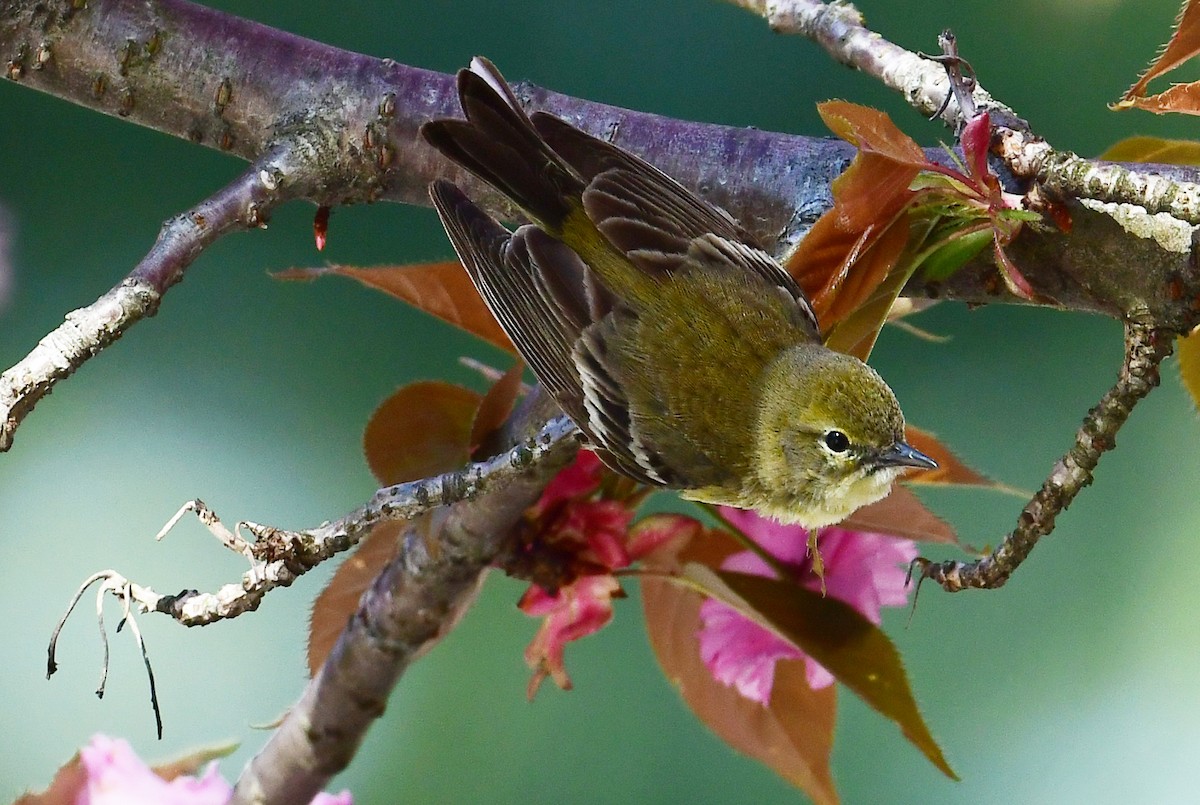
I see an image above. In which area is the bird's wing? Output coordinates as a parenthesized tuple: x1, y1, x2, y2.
(429, 179, 676, 486)
(534, 112, 819, 338)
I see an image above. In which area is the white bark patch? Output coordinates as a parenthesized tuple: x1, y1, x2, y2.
(1080, 199, 1196, 254)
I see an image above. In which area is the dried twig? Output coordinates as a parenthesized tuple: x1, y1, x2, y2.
(49, 416, 579, 633)
(47, 571, 163, 737)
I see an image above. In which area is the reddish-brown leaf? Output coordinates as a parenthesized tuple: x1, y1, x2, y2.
(641, 529, 840, 804)
(786, 102, 926, 333)
(817, 101, 926, 230)
(275, 262, 515, 353)
(13, 752, 86, 805)
(1119, 0, 1200, 103)
(362, 380, 481, 487)
(713, 568, 957, 781)
(1117, 81, 1200, 115)
(840, 485, 957, 545)
(904, 426, 998, 489)
(308, 519, 403, 676)
(1100, 135, 1200, 163)
(469, 361, 525, 456)
(817, 219, 912, 357)
(819, 100, 929, 172)
(308, 381, 483, 675)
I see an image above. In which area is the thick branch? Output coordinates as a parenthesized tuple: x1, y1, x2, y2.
(1, 0, 1197, 298)
(4, 0, 1200, 453)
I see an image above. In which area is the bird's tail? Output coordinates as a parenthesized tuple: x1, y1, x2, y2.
(421, 57, 583, 234)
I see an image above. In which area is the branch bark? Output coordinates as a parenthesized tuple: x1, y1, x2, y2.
(232, 406, 577, 803)
(3, 0, 1200, 454)
(914, 319, 1176, 590)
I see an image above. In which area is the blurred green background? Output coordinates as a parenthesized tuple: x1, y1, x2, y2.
(3, 0, 1200, 802)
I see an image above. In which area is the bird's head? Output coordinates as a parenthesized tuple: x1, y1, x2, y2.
(752, 345, 935, 527)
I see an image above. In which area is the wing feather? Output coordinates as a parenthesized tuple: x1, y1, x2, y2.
(429, 179, 677, 486)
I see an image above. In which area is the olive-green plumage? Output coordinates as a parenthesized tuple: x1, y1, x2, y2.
(422, 57, 935, 526)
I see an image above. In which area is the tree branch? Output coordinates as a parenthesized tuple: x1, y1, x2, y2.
(733, 0, 1200, 221)
(914, 318, 1176, 590)
(0, 145, 297, 449)
(4, 0, 1200, 452)
(230, 414, 577, 803)
(10, 0, 1200, 795)
(47, 415, 578, 632)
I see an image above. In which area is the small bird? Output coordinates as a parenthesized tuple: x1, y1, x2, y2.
(422, 57, 935, 528)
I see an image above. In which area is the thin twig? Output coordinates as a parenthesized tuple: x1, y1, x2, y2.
(0, 145, 298, 451)
(114, 591, 163, 739)
(914, 320, 1175, 590)
(729, 0, 1016, 130)
(47, 571, 109, 680)
(47, 571, 165, 736)
(94, 583, 109, 700)
(49, 417, 579, 636)
(921, 30, 977, 127)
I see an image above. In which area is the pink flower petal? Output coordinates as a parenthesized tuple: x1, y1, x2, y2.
(532, 450, 604, 515)
(698, 598, 804, 704)
(77, 735, 352, 805)
(625, 514, 701, 560)
(699, 510, 918, 703)
(523, 575, 621, 696)
(80, 736, 231, 805)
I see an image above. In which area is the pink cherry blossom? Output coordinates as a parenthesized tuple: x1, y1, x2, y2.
(519, 451, 698, 697)
(520, 574, 622, 695)
(698, 507, 917, 703)
(77, 734, 351, 805)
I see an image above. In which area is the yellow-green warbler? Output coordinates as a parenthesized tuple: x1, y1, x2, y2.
(422, 58, 934, 527)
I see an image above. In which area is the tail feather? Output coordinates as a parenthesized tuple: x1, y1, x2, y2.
(421, 58, 582, 232)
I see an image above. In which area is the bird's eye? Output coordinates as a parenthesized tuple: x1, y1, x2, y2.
(823, 430, 850, 453)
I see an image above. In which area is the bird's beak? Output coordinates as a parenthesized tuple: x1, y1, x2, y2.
(871, 441, 938, 471)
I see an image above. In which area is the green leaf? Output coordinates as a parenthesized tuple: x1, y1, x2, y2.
(917, 226, 993, 282)
(692, 564, 957, 781)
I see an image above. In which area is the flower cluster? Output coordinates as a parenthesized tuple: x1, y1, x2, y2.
(518, 453, 919, 705)
(517, 451, 683, 696)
